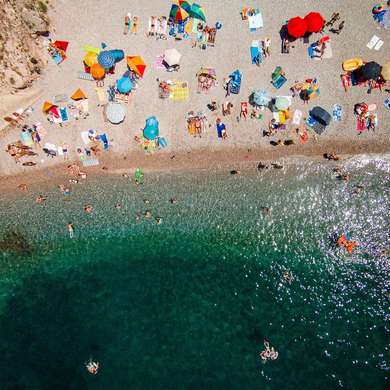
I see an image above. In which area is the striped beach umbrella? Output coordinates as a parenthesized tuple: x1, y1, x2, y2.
(176, 0, 192, 13)
(106, 103, 126, 124)
(190, 3, 206, 21)
(170, 4, 189, 22)
(97, 51, 115, 69)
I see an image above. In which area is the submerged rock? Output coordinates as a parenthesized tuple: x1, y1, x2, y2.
(0, 231, 32, 256)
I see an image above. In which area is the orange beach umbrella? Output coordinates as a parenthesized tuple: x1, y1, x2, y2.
(71, 88, 87, 100)
(126, 56, 147, 77)
(42, 101, 56, 113)
(91, 63, 105, 80)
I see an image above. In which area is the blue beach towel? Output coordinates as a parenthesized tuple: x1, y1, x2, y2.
(59, 107, 69, 122)
(332, 104, 343, 121)
(99, 133, 109, 150)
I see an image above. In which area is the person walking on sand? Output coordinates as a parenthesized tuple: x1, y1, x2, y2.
(67, 222, 74, 238)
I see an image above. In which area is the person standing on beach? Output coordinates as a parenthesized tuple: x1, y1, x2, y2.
(67, 223, 74, 238)
(124, 13, 131, 35)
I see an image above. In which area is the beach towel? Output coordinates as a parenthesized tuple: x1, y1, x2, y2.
(99, 133, 109, 150)
(374, 40, 384, 50)
(81, 131, 92, 145)
(83, 45, 100, 54)
(148, 16, 158, 35)
(292, 109, 302, 125)
(95, 87, 108, 105)
(59, 107, 69, 122)
(157, 17, 168, 38)
(154, 55, 165, 70)
(356, 117, 366, 132)
(332, 104, 342, 121)
(20, 131, 33, 146)
(250, 41, 261, 65)
(313, 41, 333, 60)
(170, 81, 189, 101)
(248, 11, 263, 30)
(57, 146, 64, 156)
(54, 94, 69, 103)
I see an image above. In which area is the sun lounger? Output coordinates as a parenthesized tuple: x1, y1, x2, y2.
(78, 71, 94, 81)
(95, 87, 108, 105)
(157, 17, 168, 39)
(54, 94, 69, 103)
(374, 40, 384, 50)
(148, 16, 158, 36)
(82, 158, 99, 167)
(367, 35, 380, 50)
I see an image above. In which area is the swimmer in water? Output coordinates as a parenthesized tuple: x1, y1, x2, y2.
(135, 213, 141, 222)
(169, 197, 177, 204)
(283, 270, 293, 283)
(84, 204, 93, 214)
(67, 222, 74, 238)
(156, 217, 162, 225)
(35, 195, 47, 204)
(144, 210, 152, 219)
(257, 162, 269, 170)
(230, 170, 241, 175)
(114, 203, 122, 209)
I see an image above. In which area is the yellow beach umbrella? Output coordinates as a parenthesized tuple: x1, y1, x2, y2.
(84, 52, 98, 67)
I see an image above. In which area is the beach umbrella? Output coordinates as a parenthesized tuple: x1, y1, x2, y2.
(97, 51, 115, 69)
(304, 12, 324, 33)
(170, 4, 189, 22)
(310, 106, 331, 126)
(253, 90, 270, 106)
(164, 48, 182, 66)
(107, 49, 125, 63)
(176, 0, 192, 13)
(71, 88, 87, 100)
(190, 3, 206, 21)
(91, 63, 105, 80)
(126, 56, 147, 77)
(106, 103, 126, 124)
(116, 77, 133, 94)
(354, 61, 382, 81)
(143, 116, 160, 140)
(42, 101, 56, 113)
(275, 96, 290, 111)
(381, 62, 390, 80)
(84, 52, 98, 67)
(287, 16, 308, 38)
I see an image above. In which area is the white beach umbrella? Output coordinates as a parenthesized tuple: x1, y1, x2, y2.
(106, 102, 126, 124)
(164, 48, 182, 67)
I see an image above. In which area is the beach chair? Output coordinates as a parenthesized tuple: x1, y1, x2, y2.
(157, 17, 168, 39)
(170, 81, 189, 101)
(96, 87, 108, 106)
(148, 16, 158, 36)
(271, 67, 287, 89)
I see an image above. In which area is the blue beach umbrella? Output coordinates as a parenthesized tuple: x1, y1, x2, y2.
(98, 51, 115, 69)
(116, 77, 133, 94)
(143, 116, 159, 140)
(107, 49, 125, 63)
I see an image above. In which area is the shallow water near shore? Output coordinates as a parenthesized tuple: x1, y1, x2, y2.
(0, 157, 389, 389)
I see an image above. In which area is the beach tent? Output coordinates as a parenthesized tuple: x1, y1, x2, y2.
(143, 116, 159, 140)
(42, 101, 57, 113)
(381, 62, 390, 80)
(84, 52, 98, 67)
(97, 51, 115, 69)
(126, 56, 147, 77)
(354, 61, 382, 81)
(190, 3, 206, 21)
(164, 48, 182, 66)
(287, 17, 308, 38)
(304, 12, 324, 33)
(310, 106, 331, 126)
(91, 63, 105, 80)
(275, 96, 290, 111)
(71, 88, 87, 100)
(252, 90, 270, 106)
(106, 103, 126, 124)
(170, 4, 189, 22)
(116, 77, 133, 94)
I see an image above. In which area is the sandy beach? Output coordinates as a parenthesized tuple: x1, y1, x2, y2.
(0, 0, 389, 180)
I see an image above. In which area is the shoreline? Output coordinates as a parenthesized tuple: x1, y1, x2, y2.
(1, 138, 389, 192)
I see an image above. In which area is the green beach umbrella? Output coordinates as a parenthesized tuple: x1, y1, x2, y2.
(190, 3, 206, 21)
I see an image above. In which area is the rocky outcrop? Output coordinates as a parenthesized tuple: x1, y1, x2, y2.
(0, 0, 50, 93)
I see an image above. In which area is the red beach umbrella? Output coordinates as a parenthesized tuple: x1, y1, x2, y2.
(304, 12, 325, 33)
(287, 17, 308, 38)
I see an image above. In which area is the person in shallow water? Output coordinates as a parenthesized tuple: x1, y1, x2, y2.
(67, 222, 74, 238)
(84, 204, 93, 214)
(86, 359, 99, 375)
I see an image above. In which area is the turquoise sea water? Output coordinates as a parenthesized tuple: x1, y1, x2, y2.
(0, 157, 389, 389)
